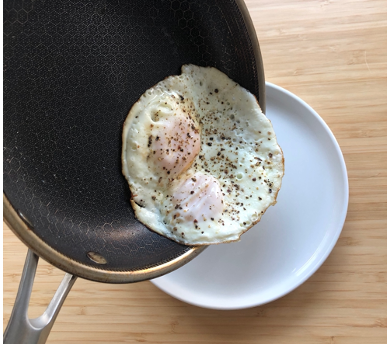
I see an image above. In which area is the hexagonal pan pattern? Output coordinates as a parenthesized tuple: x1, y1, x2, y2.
(3, 0, 264, 277)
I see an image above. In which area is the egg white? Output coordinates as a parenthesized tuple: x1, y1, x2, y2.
(122, 65, 284, 245)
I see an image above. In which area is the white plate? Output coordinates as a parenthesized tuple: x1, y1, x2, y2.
(151, 82, 349, 310)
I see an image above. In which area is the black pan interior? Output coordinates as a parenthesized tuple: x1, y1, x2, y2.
(4, 0, 263, 272)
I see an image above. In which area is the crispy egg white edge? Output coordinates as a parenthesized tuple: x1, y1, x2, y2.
(122, 74, 195, 240)
(122, 65, 285, 246)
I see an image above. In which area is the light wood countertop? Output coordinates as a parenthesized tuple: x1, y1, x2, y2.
(4, 0, 386, 343)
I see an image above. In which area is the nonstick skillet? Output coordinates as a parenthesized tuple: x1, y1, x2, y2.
(3, 0, 265, 342)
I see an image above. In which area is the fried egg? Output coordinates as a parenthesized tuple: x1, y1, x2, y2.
(122, 65, 284, 245)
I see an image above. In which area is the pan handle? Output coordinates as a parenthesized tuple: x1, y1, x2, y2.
(4, 249, 77, 344)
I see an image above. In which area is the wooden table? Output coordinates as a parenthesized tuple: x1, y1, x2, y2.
(3, 0, 386, 343)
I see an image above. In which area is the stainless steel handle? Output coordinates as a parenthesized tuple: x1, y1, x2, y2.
(4, 249, 77, 344)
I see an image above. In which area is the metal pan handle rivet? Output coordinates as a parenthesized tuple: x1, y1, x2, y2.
(87, 251, 108, 265)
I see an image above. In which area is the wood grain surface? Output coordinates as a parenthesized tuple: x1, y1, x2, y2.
(3, 0, 387, 343)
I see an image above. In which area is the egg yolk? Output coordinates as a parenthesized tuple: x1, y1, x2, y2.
(171, 172, 224, 223)
(151, 115, 200, 177)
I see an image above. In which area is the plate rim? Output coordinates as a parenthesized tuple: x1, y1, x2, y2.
(150, 82, 349, 310)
